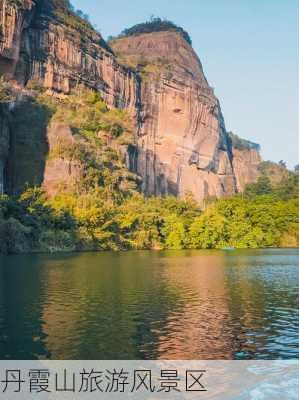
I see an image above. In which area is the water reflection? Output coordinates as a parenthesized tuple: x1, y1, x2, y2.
(145, 251, 234, 359)
(223, 249, 299, 359)
(0, 249, 298, 359)
(0, 255, 51, 359)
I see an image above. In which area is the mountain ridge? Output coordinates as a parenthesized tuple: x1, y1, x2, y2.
(0, 0, 261, 201)
(0, 1, 298, 255)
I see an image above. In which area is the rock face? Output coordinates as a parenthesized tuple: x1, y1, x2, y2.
(0, 0, 261, 200)
(42, 122, 83, 197)
(0, 0, 138, 109)
(232, 148, 262, 193)
(0, 0, 36, 77)
(111, 31, 245, 201)
(0, 0, 140, 194)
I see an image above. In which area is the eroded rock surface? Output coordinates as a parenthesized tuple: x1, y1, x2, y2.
(0, 0, 139, 109)
(0, 0, 261, 200)
(0, 0, 36, 77)
(112, 32, 243, 201)
(232, 148, 262, 193)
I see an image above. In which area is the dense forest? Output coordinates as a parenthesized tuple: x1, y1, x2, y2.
(0, 86, 298, 254)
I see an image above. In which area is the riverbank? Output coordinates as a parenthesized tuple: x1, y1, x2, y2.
(0, 185, 298, 254)
(1, 90, 298, 255)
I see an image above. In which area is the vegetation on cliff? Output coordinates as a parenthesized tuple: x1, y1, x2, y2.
(111, 53, 174, 82)
(0, 84, 298, 257)
(35, 86, 138, 195)
(257, 160, 290, 186)
(42, 0, 111, 51)
(0, 78, 13, 103)
(109, 17, 192, 45)
(1, 3, 297, 255)
(228, 131, 261, 151)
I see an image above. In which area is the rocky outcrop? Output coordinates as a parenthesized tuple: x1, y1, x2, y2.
(0, 0, 139, 110)
(112, 32, 239, 201)
(232, 148, 262, 192)
(0, 0, 261, 201)
(0, 0, 36, 77)
(43, 122, 83, 197)
(0, 0, 140, 195)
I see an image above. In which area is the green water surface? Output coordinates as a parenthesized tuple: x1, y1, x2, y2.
(0, 249, 298, 359)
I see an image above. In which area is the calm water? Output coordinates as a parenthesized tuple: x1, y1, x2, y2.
(0, 249, 298, 360)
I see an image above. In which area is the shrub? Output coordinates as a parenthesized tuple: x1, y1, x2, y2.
(228, 131, 260, 151)
(0, 217, 31, 254)
(111, 17, 192, 45)
(0, 78, 13, 104)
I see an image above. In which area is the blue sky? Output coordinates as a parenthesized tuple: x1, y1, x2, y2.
(72, 0, 299, 168)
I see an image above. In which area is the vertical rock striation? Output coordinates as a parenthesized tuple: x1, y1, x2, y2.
(0, 0, 140, 194)
(0, 0, 139, 110)
(0, 1, 261, 200)
(232, 148, 262, 193)
(0, 0, 36, 77)
(111, 31, 243, 201)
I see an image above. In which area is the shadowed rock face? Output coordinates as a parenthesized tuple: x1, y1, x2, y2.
(0, 0, 140, 195)
(0, 0, 261, 200)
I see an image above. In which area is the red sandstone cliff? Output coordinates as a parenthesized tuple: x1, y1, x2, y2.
(0, 0, 261, 200)
(0, 0, 138, 109)
(232, 148, 262, 192)
(111, 31, 239, 201)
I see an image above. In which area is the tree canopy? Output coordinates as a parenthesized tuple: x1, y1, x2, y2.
(228, 131, 260, 151)
(110, 17, 192, 45)
(0, 89, 298, 254)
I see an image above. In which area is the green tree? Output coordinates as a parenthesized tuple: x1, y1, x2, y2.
(189, 208, 227, 249)
(161, 214, 186, 249)
(245, 176, 272, 197)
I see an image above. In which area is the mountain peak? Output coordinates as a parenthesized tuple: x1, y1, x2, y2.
(110, 17, 192, 46)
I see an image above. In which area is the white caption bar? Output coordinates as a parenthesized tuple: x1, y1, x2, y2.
(0, 360, 297, 399)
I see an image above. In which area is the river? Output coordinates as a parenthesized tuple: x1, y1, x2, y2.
(0, 249, 298, 359)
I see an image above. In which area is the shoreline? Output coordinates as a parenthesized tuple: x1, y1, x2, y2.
(1, 246, 298, 257)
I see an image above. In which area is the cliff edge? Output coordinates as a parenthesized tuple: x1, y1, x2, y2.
(111, 27, 261, 200)
(0, 2, 261, 201)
